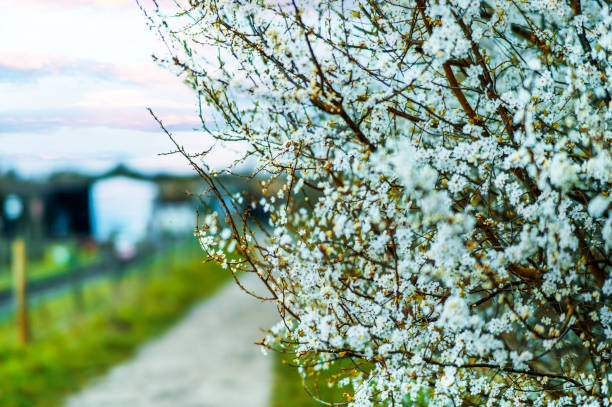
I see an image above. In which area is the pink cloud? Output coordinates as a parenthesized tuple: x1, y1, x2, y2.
(0, 107, 201, 133)
(0, 51, 182, 89)
(0, 0, 178, 9)
(0, 0, 133, 8)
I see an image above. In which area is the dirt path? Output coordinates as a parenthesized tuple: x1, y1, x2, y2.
(66, 273, 278, 407)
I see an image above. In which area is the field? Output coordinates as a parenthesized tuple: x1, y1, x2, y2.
(0, 241, 100, 293)
(0, 241, 231, 407)
(271, 353, 428, 406)
(270, 352, 352, 407)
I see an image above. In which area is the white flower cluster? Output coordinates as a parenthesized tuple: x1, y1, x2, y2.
(147, 0, 612, 405)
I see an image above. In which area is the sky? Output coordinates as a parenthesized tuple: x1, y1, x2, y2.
(0, 0, 237, 178)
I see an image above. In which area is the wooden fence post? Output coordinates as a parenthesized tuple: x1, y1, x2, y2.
(12, 238, 29, 344)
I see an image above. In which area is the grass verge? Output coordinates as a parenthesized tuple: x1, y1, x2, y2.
(270, 352, 429, 406)
(0, 242, 99, 292)
(0, 242, 230, 407)
(270, 352, 351, 407)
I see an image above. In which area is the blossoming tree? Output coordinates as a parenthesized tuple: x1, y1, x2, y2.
(143, 0, 612, 405)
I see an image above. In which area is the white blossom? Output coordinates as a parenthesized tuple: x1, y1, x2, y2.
(147, 0, 612, 404)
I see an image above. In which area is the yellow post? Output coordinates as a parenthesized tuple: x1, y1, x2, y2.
(12, 239, 29, 344)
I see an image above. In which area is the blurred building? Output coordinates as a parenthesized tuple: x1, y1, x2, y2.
(90, 175, 158, 258)
(0, 165, 267, 261)
(0, 166, 205, 264)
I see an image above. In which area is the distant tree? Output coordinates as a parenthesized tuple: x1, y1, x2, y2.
(143, 0, 612, 405)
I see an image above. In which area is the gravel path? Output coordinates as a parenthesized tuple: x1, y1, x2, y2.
(66, 273, 278, 407)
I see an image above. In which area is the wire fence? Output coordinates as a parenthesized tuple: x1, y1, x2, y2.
(0, 237, 194, 322)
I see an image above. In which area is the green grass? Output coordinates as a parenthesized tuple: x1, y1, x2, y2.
(0, 242, 231, 407)
(270, 352, 429, 406)
(270, 352, 352, 407)
(0, 242, 100, 292)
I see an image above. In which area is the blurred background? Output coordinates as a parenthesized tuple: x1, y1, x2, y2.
(0, 1, 337, 406)
(0, 162, 267, 406)
(0, 164, 213, 324)
(0, 0, 259, 405)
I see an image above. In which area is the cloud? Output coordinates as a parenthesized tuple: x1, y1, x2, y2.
(0, 0, 134, 9)
(0, 51, 182, 88)
(0, 107, 201, 133)
(0, 57, 110, 85)
(0, 51, 201, 133)
(0, 127, 241, 178)
(0, 0, 179, 11)
(0, 0, 225, 178)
